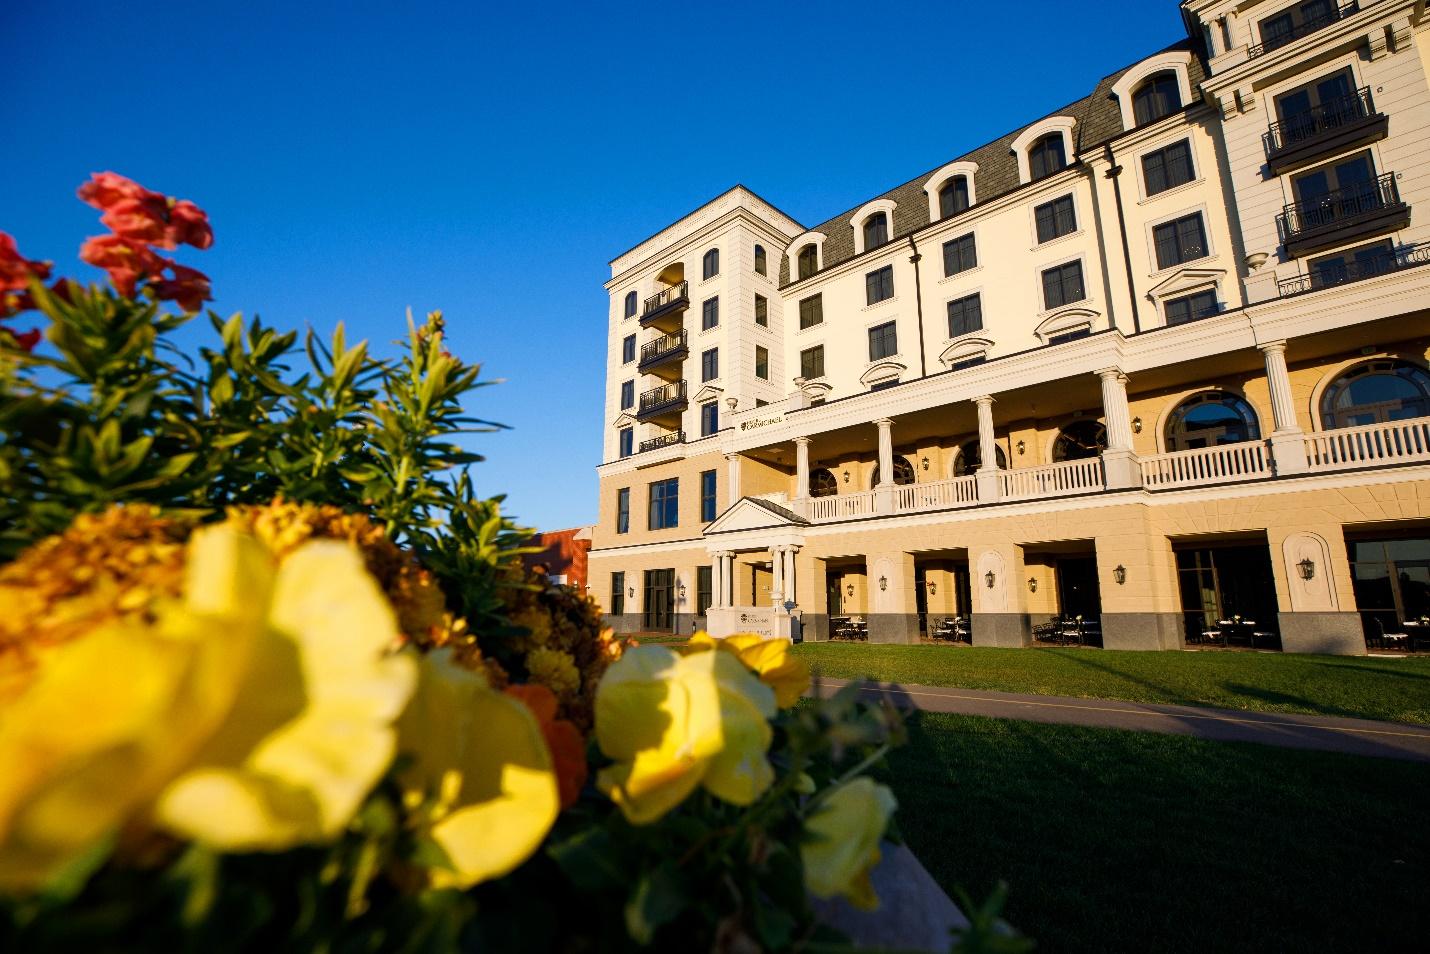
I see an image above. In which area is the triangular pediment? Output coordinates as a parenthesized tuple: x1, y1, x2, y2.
(692, 383, 724, 403)
(705, 496, 809, 534)
(1147, 267, 1225, 301)
(611, 410, 636, 428)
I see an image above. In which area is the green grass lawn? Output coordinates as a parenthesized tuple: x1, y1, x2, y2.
(792, 643, 1430, 725)
(886, 713, 1430, 953)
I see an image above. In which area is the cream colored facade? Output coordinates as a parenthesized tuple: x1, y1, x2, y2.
(591, 0, 1430, 654)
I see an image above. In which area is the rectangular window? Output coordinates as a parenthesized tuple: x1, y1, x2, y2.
(947, 293, 983, 338)
(1034, 195, 1077, 243)
(865, 265, 894, 305)
(619, 426, 633, 459)
(648, 477, 679, 531)
(950, 355, 986, 371)
(702, 296, 719, 330)
(1142, 140, 1195, 196)
(619, 380, 634, 410)
(1047, 328, 1091, 345)
(754, 294, 767, 326)
(700, 469, 717, 522)
(701, 400, 718, 436)
(1164, 289, 1220, 326)
(800, 344, 825, 380)
(1291, 150, 1376, 209)
(1309, 240, 1395, 290)
(611, 572, 625, 617)
(696, 565, 712, 616)
(1041, 261, 1086, 309)
(942, 233, 977, 276)
(799, 294, 823, 329)
(1153, 212, 1208, 269)
(755, 346, 769, 380)
(869, 379, 899, 392)
(868, 321, 898, 360)
(616, 487, 630, 534)
(702, 347, 718, 382)
(622, 334, 636, 364)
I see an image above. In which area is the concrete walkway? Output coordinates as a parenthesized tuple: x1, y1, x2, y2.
(813, 677, 1430, 763)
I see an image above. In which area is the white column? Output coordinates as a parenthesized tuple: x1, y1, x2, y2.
(1097, 369, 1136, 451)
(973, 395, 1002, 503)
(770, 546, 784, 606)
(724, 552, 736, 607)
(875, 419, 894, 486)
(784, 547, 798, 607)
(726, 453, 742, 501)
(794, 437, 811, 499)
(1260, 341, 1308, 474)
(711, 553, 724, 609)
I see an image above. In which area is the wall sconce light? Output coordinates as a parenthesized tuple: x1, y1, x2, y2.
(1297, 557, 1316, 581)
(628, 586, 635, 599)
(927, 580, 937, 595)
(1113, 565, 1127, 585)
(1132, 417, 1143, 434)
(921, 456, 930, 470)
(1016, 440, 1026, 455)
(842, 470, 850, 483)
(984, 570, 996, 589)
(678, 581, 687, 600)
(879, 575, 888, 592)
(846, 582, 855, 598)
(1028, 577, 1037, 593)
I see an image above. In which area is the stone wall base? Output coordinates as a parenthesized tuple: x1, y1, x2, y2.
(1101, 613, 1186, 651)
(972, 613, 1031, 647)
(1278, 612, 1366, 655)
(867, 613, 921, 644)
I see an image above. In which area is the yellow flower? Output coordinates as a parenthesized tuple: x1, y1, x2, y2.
(397, 651, 558, 888)
(594, 645, 775, 825)
(687, 632, 810, 708)
(0, 525, 416, 891)
(801, 777, 898, 911)
(526, 646, 580, 702)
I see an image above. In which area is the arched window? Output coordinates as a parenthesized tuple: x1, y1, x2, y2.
(623, 291, 637, 319)
(939, 176, 970, 218)
(1029, 133, 1068, 181)
(1165, 392, 1261, 451)
(702, 248, 720, 280)
(1052, 420, 1107, 461)
(809, 467, 838, 498)
(952, 440, 1007, 476)
(754, 244, 767, 276)
(797, 244, 819, 280)
(871, 455, 916, 488)
(1321, 360, 1430, 429)
(1132, 72, 1183, 126)
(863, 212, 889, 250)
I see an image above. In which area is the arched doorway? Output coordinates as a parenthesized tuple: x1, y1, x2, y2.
(870, 455, 916, 488)
(952, 440, 1008, 476)
(1165, 391, 1261, 451)
(1321, 360, 1430, 429)
(808, 467, 838, 498)
(1052, 420, 1107, 461)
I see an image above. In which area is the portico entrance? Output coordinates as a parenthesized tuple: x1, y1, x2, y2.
(701, 496, 811, 641)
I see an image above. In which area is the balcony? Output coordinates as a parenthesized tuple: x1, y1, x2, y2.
(1303, 418, 1430, 472)
(640, 280, 689, 332)
(1263, 88, 1386, 175)
(638, 429, 685, 454)
(1248, 1, 1358, 59)
(1277, 172, 1408, 258)
(1277, 241, 1430, 298)
(1140, 443, 1273, 490)
(637, 329, 688, 379)
(636, 380, 687, 425)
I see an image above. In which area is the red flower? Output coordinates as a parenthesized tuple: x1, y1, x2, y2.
(99, 195, 172, 245)
(76, 172, 161, 211)
(79, 234, 167, 298)
(151, 262, 211, 313)
(504, 683, 589, 809)
(2, 327, 42, 352)
(0, 232, 53, 293)
(165, 200, 213, 250)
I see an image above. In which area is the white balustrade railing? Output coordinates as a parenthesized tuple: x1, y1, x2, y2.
(893, 476, 979, 513)
(1304, 418, 1430, 472)
(806, 489, 877, 522)
(1140, 441, 1271, 490)
(1000, 458, 1103, 500)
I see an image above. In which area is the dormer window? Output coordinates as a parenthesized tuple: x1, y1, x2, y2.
(849, 200, 898, 255)
(1132, 72, 1182, 126)
(939, 177, 970, 218)
(863, 213, 889, 250)
(754, 244, 767, 276)
(1029, 133, 1068, 180)
(798, 244, 818, 279)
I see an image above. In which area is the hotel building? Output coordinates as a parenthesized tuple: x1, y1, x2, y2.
(590, 0, 1430, 654)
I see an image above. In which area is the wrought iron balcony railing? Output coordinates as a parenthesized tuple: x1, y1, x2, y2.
(638, 380, 687, 414)
(1277, 241, 1430, 298)
(639, 329, 687, 366)
(1264, 87, 1376, 154)
(642, 281, 689, 317)
(639, 430, 685, 454)
(1248, 0, 1358, 59)
(1277, 172, 1401, 239)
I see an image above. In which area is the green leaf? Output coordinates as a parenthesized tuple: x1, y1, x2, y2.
(623, 865, 689, 946)
(547, 827, 627, 893)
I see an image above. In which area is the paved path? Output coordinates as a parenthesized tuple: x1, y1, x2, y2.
(813, 677, 1430, 763)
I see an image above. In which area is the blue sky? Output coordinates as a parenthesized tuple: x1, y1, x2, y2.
(1, 0, 1185, 531)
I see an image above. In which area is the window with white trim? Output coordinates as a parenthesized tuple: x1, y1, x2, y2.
(947, 293, 983, 338)
(943, 233, 977, 276)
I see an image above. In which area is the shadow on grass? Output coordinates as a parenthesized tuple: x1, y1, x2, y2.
(1305, 659, 1430, 681)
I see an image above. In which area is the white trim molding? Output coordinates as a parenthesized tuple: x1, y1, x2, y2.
(786, 231, 827, 280)
(1010, 116, 1078, 184)
(923, 161, 980, 221)
(849, 198, 899, 255)
(860, 360, 907, 388)
(1110, 51, 1195, 131)
(1034, 307, 1102, 344)
(938, 335, 994, 369)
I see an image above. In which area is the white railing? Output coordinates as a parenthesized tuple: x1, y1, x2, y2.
(806, 490, 877, 522)
(1305, 418, 1430, 472)
(1000, 459, 1103, 500)
(1140, 441, 1272, 490)
(893, 476, 979, 513)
